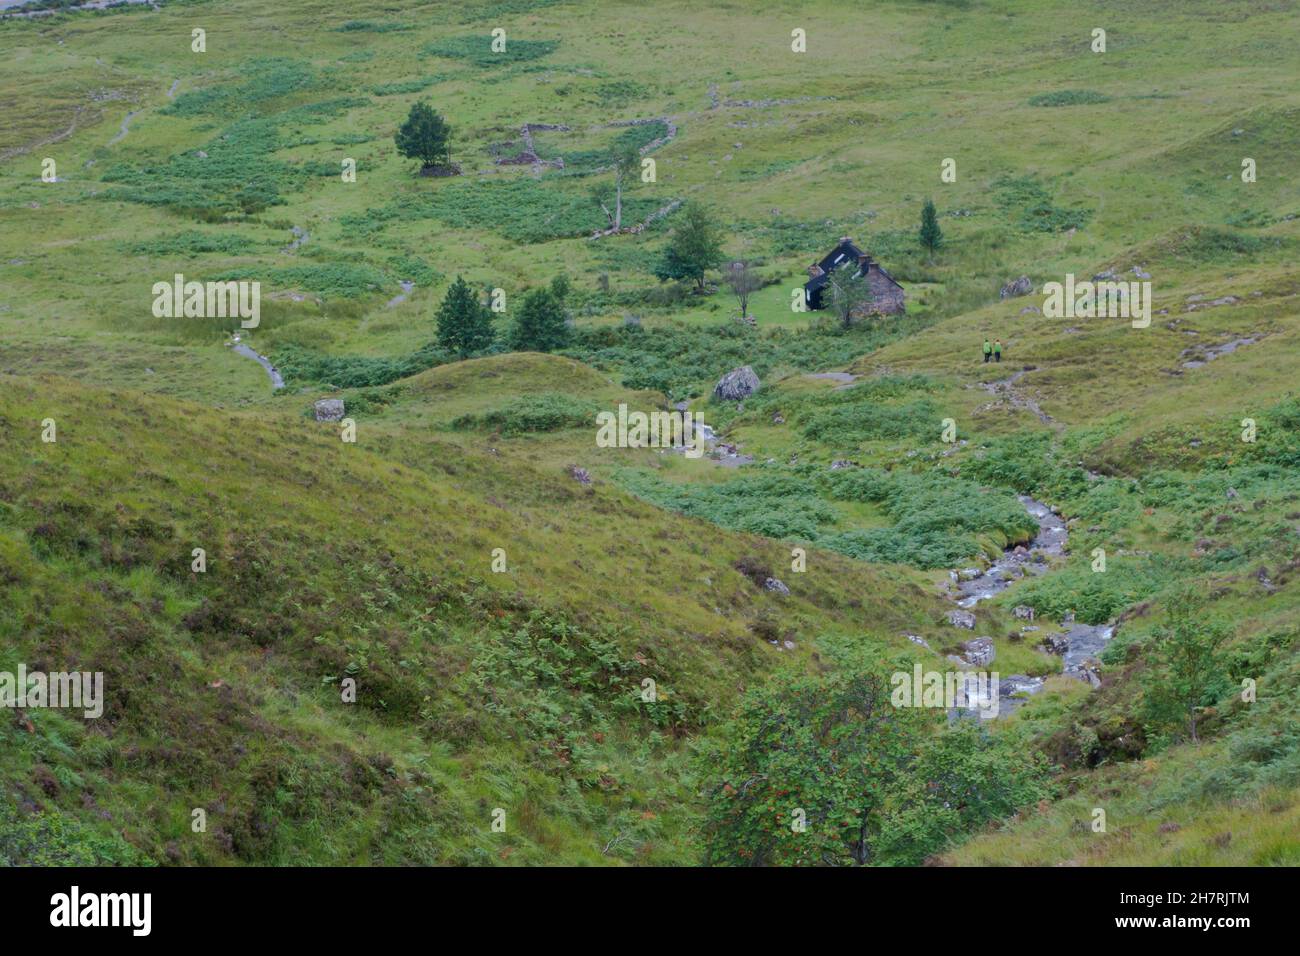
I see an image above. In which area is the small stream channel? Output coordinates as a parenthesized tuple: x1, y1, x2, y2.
(949, 495, 1115, 716)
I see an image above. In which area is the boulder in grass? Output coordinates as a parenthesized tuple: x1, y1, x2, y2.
(959, 637, 996, 668)
(1040, 633, 1069, 655)
(713, 365, 760, 401)
(763, 577, 790, 596)
(947, 609, 976, 629)
(314, 399, 345, 422)
(999, 275, 1033, 299)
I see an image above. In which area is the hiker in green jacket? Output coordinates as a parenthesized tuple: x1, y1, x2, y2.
(983, 339, 992, 363)
(994, 339, 1003, 362)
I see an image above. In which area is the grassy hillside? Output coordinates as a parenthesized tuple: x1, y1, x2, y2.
(1, 0, 1298, 866)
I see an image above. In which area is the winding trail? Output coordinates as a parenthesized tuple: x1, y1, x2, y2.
(976, 367, 1055, 426)
(806, 370, 858, 390)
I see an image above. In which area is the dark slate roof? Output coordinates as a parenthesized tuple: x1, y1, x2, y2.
(804, 238, 903, 294)
(817, 238, 864, 274)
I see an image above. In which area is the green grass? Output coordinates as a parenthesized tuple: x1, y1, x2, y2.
(2, 0, 1300, 867)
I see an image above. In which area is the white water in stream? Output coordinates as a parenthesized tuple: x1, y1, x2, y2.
(949, 495, 1115, 717)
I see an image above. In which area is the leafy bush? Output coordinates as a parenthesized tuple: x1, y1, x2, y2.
(0, 800, 145, 866)
(124, 231, 261, 256)
(1015, 555, 1189, 624)
(698, 641, 1051, 866)
(346, 179, 666, 243)
(372, 77, 443, 96)
(1028, 89, 1112, 107)
(451, 393, 599, 435)
(615, 468, 838, 541)
(423, 36, 559, 66)
(218, 263, 391, 298)
(994, 174, 1093, 233)
(337, 20, 413, 32)
(272, 343, 449, 388)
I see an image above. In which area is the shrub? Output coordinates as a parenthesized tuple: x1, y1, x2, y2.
(450, 393, 599, 435)
(1028, 89, 1112, 107)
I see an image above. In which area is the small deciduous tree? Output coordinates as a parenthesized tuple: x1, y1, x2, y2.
(919, 198, 943, 262)
(593, 145, 641, 233)
(699, 660, 923, 866)
(827, 266, 874, 329)
(655, 202, 723, 292)
(435, 276, 493, 358)
(395, 101, 451, 171)
(509, 287, 569, 353)
(1141, 588, 1230, 743)
(725, 260, 762, 320)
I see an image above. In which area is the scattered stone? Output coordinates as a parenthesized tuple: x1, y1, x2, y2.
(1074, 661, 1102, 687)
(1000, 275, 1033, 298)
(947, 609, 976, 629)
(713, 365, 761, 401)
(905, 634, 931, 650)
(762, 577, 790, 596)
(1020, 305, 1041, 315)
(959, 637, 995, 667)
(568, 465, 592, 485)
(771, 412, 785, 425)
(829, 459, 858, 470)
(1092, 269, 1118, 281)
(313, 399, 345, 422)
(1013, 605, 1035, 621)
(1040, 633, 1069, 655)
(1132, 266, 1151, 279)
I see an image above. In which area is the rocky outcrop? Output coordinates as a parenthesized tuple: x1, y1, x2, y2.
(713, 365, 760, 401)
(313, 399, 345, 422)
(959, 637, 996, 667)
(762, 577, 790, 596)
(1000, 275, 1033, 298)
(1040, 633, 1069, 655)
(947, 609, 976, 629)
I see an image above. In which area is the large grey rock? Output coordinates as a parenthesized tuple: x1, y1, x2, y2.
(314, 399, 345, 422)
(1040, 633, 1070, 655)
(959, 637, 996, 668)
(947, 609, 976, 629)
(713, 365, 761, 401)
(762, 577, 790, 596)
(999, 275, 1033, 299)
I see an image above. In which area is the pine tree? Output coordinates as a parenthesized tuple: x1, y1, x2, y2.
(919, 198, 943, 262)
(509, 287, 569, 353)
(435, 276, 493, 358)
